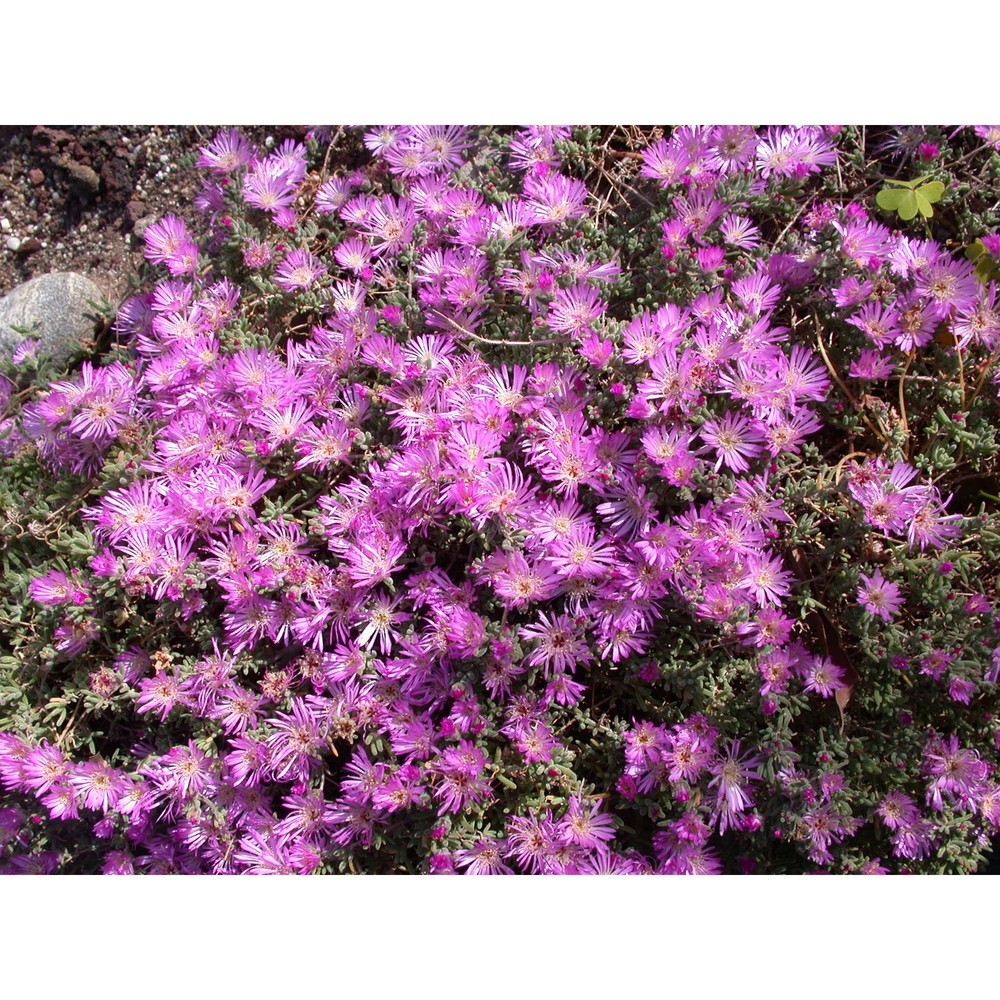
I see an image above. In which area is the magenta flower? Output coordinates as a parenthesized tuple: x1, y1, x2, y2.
(143, 214, 191, 266)
(504, 812, 558, 874)
(519, 611, 591, 677)
(803, 656, 846, 698)
(243, 162, 299, 215)
(513, 721, 560, 764)
(708, 740, 763, 835)
(22, 743, 68, 794)
(68, 760, 126, 813)
(640, 137, 691, 188)
(273, 248, 326, 292)
(197, 129, 256, 174)
(857, 569, 904, 622)
(136, 671, 190, 722)
(877, 791, 921, 831)
(267, 699, 329, 783)
(922, 735, 989, 812)
(974, 126, 1000, 151)
(428, 741, 492, 815)
(358, 195, 417, 257)
(557, 795, 617, 850)
(739, 550, 794, 606)
(453, 837, 514, 875)
(849, 349, 896, 380)
(700, 410, 766, 474)
(546, 282, 606, 338)
(524, 172, 590, 225)
(29, 570, 85, 607)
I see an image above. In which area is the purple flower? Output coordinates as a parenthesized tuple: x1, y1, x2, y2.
(700, 411, 766, 473)
(803, 656, 846, 698)
(266, 699, 329, 783)
(557, 795, 617, 850)
(708, 739, 763, 834)
(922, 735, 989, 811)
(857, 569, 904, 622)
(740, 550, 794, 607)
(428, 741, 492, 815)
(197, 129, 256, 174)
(273, 248, 326, 292)
(454, 837, 513, 875)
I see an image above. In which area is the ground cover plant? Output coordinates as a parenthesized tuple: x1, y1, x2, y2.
(2, 124, 1000, 874)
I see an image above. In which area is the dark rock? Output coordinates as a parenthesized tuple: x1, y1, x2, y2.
(124, 200, 147, 230)
(0, 272, 105, 362)
(32, 126, 74, 151)
(16, 238, 43, 256)
(100, 157, 134, 201)
(28, 168, 44, 186)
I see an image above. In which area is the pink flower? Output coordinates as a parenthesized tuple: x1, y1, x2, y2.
(197, 129, 256, 174)
(558, 795, 617, 849)
(948, 676, 976, 704)
(524, 172, 590, 225)
(857, 569, 904, 622)
(700, 410, 765, 473)
(273, 248, 326, 292)
(29, 570, 79, 606)
(803, 657, 846, 698)
(739, 550, 794, 606)
(708, 740, 763, 834)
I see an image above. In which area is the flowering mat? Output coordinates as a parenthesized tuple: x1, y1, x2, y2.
(3, 125, 1000, 874)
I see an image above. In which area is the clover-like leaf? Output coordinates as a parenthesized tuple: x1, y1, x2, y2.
(966, 239, 986, 262)
(919, 180, 945, 204)
(913, 190, 935, 219)
(883, 174, 929, 190)
(875, 188, 909, 212)
(876, 177, 945, 221)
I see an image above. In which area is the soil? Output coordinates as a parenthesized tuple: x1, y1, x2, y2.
(0, 126, 311, 311)
(0, 126, 201, 309)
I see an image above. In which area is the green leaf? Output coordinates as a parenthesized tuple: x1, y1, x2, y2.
(876, 188, 908, 211)
(966, 239, 986, 262)
(918, 180, 945, 204)
(877, 177, 945, 221)
(896, 190, 920, 220)
(974, 255, 996, 283)
(883, 176, 927, 189)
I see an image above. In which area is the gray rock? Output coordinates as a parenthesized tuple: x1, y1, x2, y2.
(132, 214, 157, 238)
(0, 272, 105, 363)
(61, 159, 101, 194)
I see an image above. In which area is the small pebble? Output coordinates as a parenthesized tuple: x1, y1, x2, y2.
(0, 218, 10, 232)
(5, 236, 22, 251)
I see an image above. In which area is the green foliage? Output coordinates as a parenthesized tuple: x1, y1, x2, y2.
(876, 175, 946, 220)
